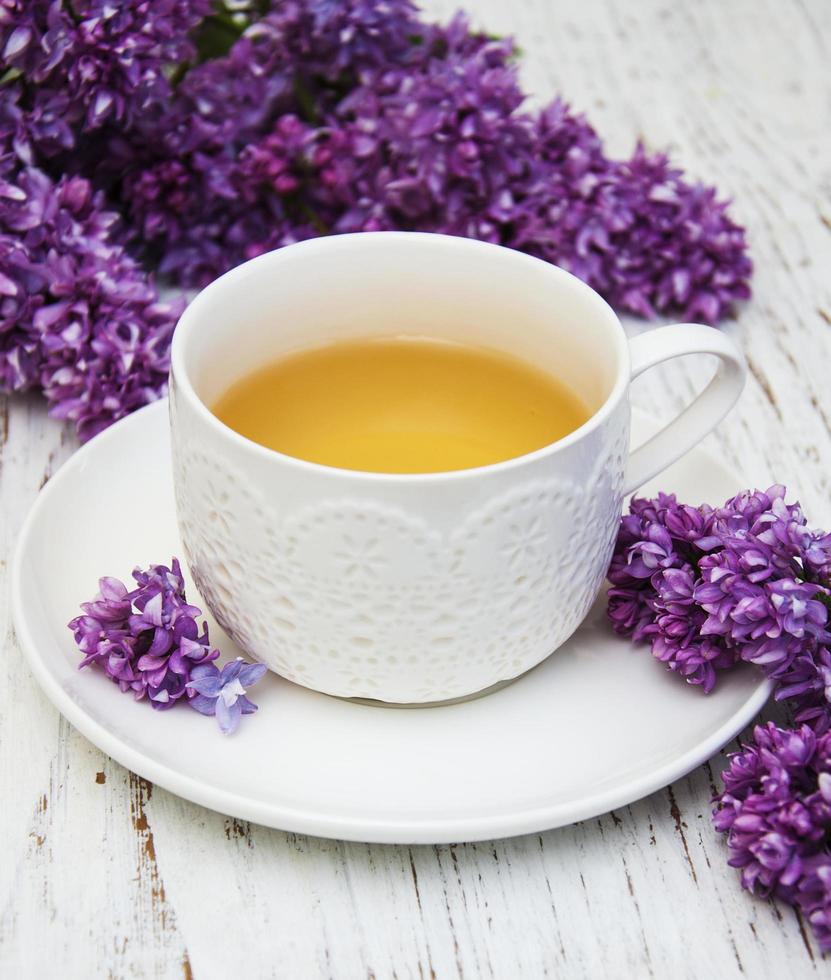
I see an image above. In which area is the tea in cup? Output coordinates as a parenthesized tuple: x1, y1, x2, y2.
(212, 336, 591, 474)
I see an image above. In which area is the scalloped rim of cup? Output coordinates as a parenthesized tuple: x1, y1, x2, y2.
(170, 232, 631, 484)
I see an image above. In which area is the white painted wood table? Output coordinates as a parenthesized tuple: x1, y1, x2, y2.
(2, 0, 829, 975)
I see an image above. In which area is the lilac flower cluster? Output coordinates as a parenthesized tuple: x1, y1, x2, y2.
(0, 146, 181, 439)
(1, 0, 752, 441)
(0, 0, 210, 440)
(608, 485, 831, 725)
(121, 5, 752, 318)
(713, 724, 831, 950)
(68, 559, 266, 733)
(0, 0, 212, 156)
(608, 486, 831, 948)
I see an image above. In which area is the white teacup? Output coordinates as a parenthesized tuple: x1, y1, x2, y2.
(170, 233, 745, 704)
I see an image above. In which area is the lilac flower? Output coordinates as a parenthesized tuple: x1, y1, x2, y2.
(709, 485, 811, 579)
(696, 569, 828, 681)
(69, 559, 269, 731)
(608, 493, 716, 588)
(648, 565, 737, 691)
(127, 559, 207, 672)
(596, 146, 751, 323)
(513, 117, 753, 322)
(769, 579, 829, 642)
(78, 576, 133, 625)
(68, 559, 220, 709)
(187, 659, 268, 734)
(694, 553, 813, 681)
(0, 148, 181, 439)
(608, 486, 831, 710)
(323, 25, 530, 237)
(609, 485, 831, 950)
(607, 584, 655, 642)
(713, 723, 831, 950)
(1, 0, 212, 153)
(138, 111, 320, 283)
(111, 25, 304, 284)
(261, 0, 424, 86)
(1, 0, 753, 444)
(797, 856, 831, 951)
(620, 523, 680, 580)
(650, 631, 736, 693)
(776, 648, 831, 736)
(109, 1, 751, 317)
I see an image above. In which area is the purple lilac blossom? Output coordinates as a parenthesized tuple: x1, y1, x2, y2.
(608, 488, 831, 950)
(1, 0, 752, 440)
(607, 485, 831, 713)
(517, 142, 752, 322)
(115, 3, 751, 321)
(261, 0, 425, 87)
(0, 0, 212, 153)
(68, 559, 266, 731)
(68, 559, 219, 707)
(712, 723, 831, 950)
(318, 26, 530, 239)
(0, 136, 181, 439)
(187, 659, 268, 734)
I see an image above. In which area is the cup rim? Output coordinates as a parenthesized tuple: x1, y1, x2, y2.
(170, 232, 630, 483)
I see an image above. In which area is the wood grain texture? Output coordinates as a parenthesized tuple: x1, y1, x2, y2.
(2, 0, 830, 976)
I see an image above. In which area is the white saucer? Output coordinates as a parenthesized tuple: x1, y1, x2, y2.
(12, 401, 771, 844)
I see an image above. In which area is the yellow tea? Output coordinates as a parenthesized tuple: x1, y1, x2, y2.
(212, 337, 590, 474)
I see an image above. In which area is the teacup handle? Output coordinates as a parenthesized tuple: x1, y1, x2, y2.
(624, 324, 746, 494)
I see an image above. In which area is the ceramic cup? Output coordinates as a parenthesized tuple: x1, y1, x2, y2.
(169, 232, 745, 704)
